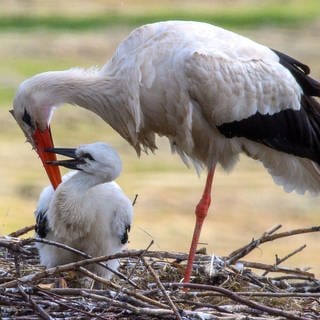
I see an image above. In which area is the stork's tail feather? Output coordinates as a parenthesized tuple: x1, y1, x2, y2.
(241, 139, 320, 195)
(272, 49, 320, 97)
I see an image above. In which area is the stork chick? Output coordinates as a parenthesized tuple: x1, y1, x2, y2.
(35, 142, 133, 280)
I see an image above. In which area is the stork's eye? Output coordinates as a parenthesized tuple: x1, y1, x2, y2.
(22, 109, 34, 128)
(82, 153, 94, 160)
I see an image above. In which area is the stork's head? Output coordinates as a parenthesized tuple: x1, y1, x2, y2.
(48, 142, 122, 182)
(11, 73, 63, 189)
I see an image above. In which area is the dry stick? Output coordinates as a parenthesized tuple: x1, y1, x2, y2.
(123, 240, 154, 281)
(188, 291, 320, 298)
(102, 240, 156, 315)
(76, 267, 168, 309)
(82, 291, 282, 320)
(227, 225, 320, 265)
(142, 257, 182, 320)
(36, 287, 109, 320)
(0, 247, 314, 289)
(33, 237, 138, 288)
(262, 244, 307, 277)
(18, 284, 53, 320)
(48, 286, 168, 309)
(3, 236, 138, 287)
(0, 240, 187, 261)
(0, 237, 33, 255)
(14, 253, 21, 277)
(169, 283, 306, 320)
(184, 290, 320, 299)
(0, 251, 138, 289)
(263, 224, 283, 236)
(0, 244, 315, 287)
(2, 249, 177, 289)
(82, 291, 215, 319)
(8, 225, 35, 237)
(82, 291, 174, 317)
(272, 275, 316, 281)
(132, 194, 139, 206)
(77, 266, 114, 288)
(238, 260, 314, 277)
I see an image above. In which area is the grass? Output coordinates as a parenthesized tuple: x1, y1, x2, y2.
(0, 8, 318, 32)
(1, 0, 320, 31)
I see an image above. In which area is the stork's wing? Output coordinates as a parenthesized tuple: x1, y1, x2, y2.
(35, 209, 49, 238)
(186, 50, 320, 164)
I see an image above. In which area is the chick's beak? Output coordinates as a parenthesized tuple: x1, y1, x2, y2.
(46, 147, 85, 170)
(33, 126, 62, 189)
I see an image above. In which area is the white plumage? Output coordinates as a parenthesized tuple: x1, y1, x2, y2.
(12, 21, 320, 282)
(35, 142, 133, 279)
(12, 21, 320, 193)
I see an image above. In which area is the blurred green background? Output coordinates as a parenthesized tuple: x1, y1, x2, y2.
(1, 0, 320, 275)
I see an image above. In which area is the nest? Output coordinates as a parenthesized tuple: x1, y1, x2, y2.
(1, 224, 320, 319)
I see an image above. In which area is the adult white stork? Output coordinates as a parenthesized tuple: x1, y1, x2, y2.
(11, 21, 320, 283)
(34, 142, 133, 280)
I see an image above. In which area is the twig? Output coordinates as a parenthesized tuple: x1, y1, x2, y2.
(238, 260, 314, 277)
(262, 244, 307, 276)
(167, 283, 306, 320)
(33, 237, 138, 288)
(8, 225, 35, 237)
(14, 253, 21, 277)
(36, 287, 109, 320)
(0, 246, 315, 289)
(0, 236, 33, 255)
(2, 235, 138, 287)
(132, 194, 139, 206)
(227, 225, 320, 264)
(82, 291, 215, 319)
(125, 240, 154, 283)
(263, 224, 283, 236)
(185, 290, 320, 298)
(142, 257, 182, 320)
(82, 291, 174, 317)
(2, 248, 179, 289)
(18, 284, 53, 320)
(104, 240, 156, 313)
(78, 266, 114, 288)
(44, 287, 170, 309)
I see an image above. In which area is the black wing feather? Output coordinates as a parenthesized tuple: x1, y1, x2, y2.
(35, 210, 49, 238)
(271, 49, 320, 96)
(120, 224, 131, 244)
(217, 50, 320, 164)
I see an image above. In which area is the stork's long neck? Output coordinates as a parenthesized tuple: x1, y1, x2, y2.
(31, 69, 140, 145)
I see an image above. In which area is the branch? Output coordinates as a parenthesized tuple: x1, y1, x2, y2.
(262, 244, 307, 276)
(8, 225, 35, 237)
(167, 283, 306, 320)
(33, 237, 138, 288)
(142, 257, 182, 320)
(18, 284, 53, 320)
(238, 260, 314, 277)
(132, 194, 139, 206)
(36, 287, 108, 320)
(227, 225, 320, 264)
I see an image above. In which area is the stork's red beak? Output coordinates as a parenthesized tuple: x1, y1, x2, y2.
(33, 126, 62, 189)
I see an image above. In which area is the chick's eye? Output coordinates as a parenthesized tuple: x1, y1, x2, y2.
(82, 153, 94, 160)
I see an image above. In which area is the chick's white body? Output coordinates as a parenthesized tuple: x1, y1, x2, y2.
(35, 143, 133, 279)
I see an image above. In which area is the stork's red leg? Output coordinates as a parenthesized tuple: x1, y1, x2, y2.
(183, 166, 215, 283)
